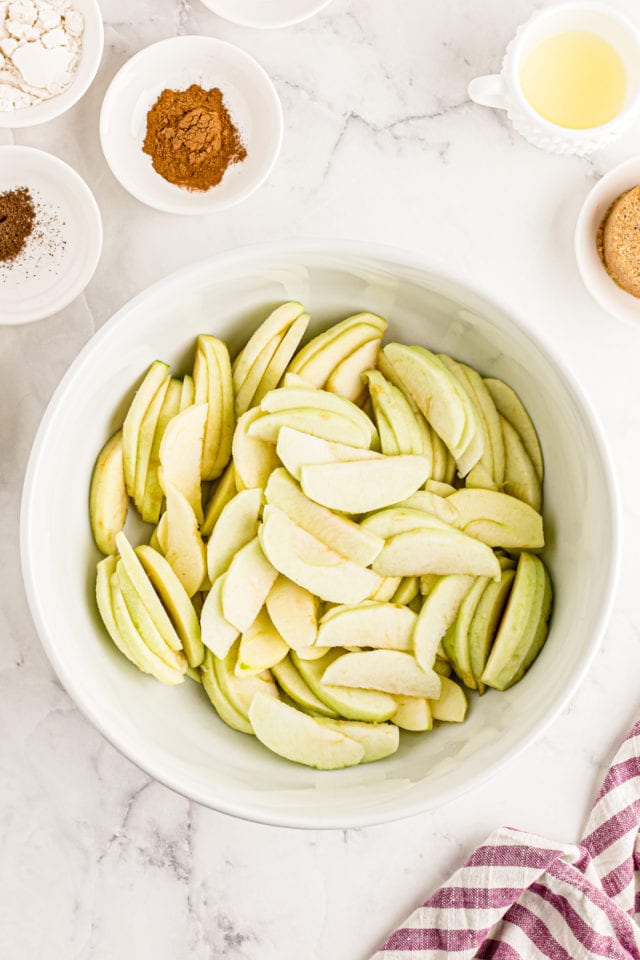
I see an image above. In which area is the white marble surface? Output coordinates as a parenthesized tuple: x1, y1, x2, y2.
(2, 1, 640, 957)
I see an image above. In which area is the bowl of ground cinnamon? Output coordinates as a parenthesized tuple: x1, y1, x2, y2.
(99, 36, 283, 215)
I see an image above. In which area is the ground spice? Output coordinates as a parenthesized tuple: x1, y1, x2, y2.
(143, 84, 247, 192)
(0, 187, 36, 263)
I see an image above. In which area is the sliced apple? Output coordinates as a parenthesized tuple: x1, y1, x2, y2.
(288, 313, 387, 386)
(372, 527, 501, 580)
(141, 377, 182, 524)
(158, 403, 207, 524)
(364, 370, 426, 457)
(317, 718, 399, 762)
(164, 482, 206, 597)
(485, 378, 543, 480)
(442, 577, 489, 689)
(276, 427, 383, 480)
(425, 479, 456, 497)
(265, 468, 383, 566)
(413, 574, 475, 672)
(300, 455, 430, 514)
(266, 575, 318, 650)
(291, 651, 397, 721)
(249, 407, 371, 450)
(430, 676, 467, 722)
(90, 431, 128, 555)
(294, 645, 332, 661)
(260, 387, 377, 445)
(207, 488, 262, 583)
(214, 641, 279, 717)
(447, 489, 544, 549)
(252, 313, 310, 405)
(419, 573, 440, 596)
(318, 601, 417, 651)
(361, 506, 453, 540)
(271, 656, 338, 717)
(201, 461, 237, 537)
(259, 505, 382, 604)
(232, 302, 307, 392)
(234, 334, 281, 417)
(468, 568, 516, 689)
(193, 335, 235, 481)
(136, 544, 204, 668)
(462, 364, 505, 485)
(179, 374, 194, 411)
(439, 354, 494, 485)
(122, 360, 170, 497)
(391, 578, 420, 606)
(236, 608, 289, 676)
(249, 693, 364, 770)
(398, 490, 460, 526)
(326, 338, 381, 402)
(115, 531, 182, 651)
(116, 559, 186, 671)
(96, 556, 137, 665)
(221, 536, 278, 633)
(233, 409, 280, 491)
(501, 417, 542, 512)
(520, 565, 553, 673)
(434, 657, 452, 677)
(393, 696, 433, 731)
(370, 577, 402, 602)
(321, 649, 441, 699)
(429, 429, 450, 483)
(110, 574, 185, 684)
(200, 573, 240, 658)
(134, 376, 170, 510)
(375, 408, 400, 455)
(201, 649, 253, 734)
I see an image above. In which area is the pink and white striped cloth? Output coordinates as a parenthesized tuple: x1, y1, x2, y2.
(373, 719, 640, 959)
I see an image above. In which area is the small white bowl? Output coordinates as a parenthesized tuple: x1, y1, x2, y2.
(99, 36, 283, 216)
(575, 155, 640, 324)
(0, 146, 102, 326)
(0, 0, 104, 129)
(200, 0, 334, 29)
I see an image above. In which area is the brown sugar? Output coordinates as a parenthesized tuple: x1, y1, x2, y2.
(598, 186, 640, 298)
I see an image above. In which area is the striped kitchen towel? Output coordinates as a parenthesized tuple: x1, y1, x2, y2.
(372, 719, 640, 959)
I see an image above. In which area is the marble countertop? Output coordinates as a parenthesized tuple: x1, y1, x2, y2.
(3, 0, 640, 957)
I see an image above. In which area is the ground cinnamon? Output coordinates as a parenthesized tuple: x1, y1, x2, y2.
(0, 187, 35, 263)
(143, 84, 247, 192)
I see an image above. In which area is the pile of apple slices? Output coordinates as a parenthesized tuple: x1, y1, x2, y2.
(89, 302, 552, 770)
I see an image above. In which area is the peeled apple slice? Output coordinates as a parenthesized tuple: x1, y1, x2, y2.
(207, 488, 262, 583)
(317, 601, 417, 651)
(321, 650, 442, 699)
(122, 360, 170, 497)
(372, 527, 501, 580)
(159, 403, 207, 524)
(266, 576, 318, 651)
(276, 427, 383, 480)
(291, 651, 397, 722)
(299, 455, 430, 514)
(221, 536, 278, 633)
(90, 431, 128, 555)
(316, 718, 399, 762)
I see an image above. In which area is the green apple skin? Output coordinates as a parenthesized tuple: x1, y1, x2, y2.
(518, 566, 553, 675)
(447, 489, 544, 550)
(430, 676, 468, 722)
(501, 418, 542, 512)
(462, 364, 505, 485)
(249, 693, 365, 770)
(372, 527, 501, 580)
(316, 718, 399, 762)
(253, 313, 310, 406)
(116, 559, 186, 672)
(364, 370, 426, 457)
(179, 374, 194, 411)
(201, 462, 237, 538)
(299, 455, 430, 515)
(200, 573, 240, 659)
(136, 544, 204, 669)
(221, 536, 278, 633)
(235, 334, 281, 417)
(115, 532, 182, 652)
(485, 377, 543, 480)
(393, 696, 433, 731)
(90, 431, 129, 556)
(317, 601, 417, 651)
(249, 408, 372, 450)
(439, 354, 494, 483)
(96, 556, 138, 666)
(133, 376, 170, 511)
(142, 378, 182, 525)
(434, 657, 452, 677)
(201, 650, 253, 735)
(370, 577, 403, 602)
(468, 569, 516, 691)
(207, 488, 262, 584)
(413, 574, 475, 673)
(261, 386, 377, 446)
(271, 655, 339, 718)
(110, 574, 185, 685)
(194, 335, 235, 481)
(391, 578, 420, 607)
(291, 651, 397, 722)
(288, 313, 387, 387)
(362, 507, 453, 540)
(214, 641, 279, 719)
(122, 360, 170, 497)
(233, 302, 307, 392)
(442, 577, 489, 690)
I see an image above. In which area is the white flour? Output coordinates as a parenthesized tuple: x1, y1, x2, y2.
(0, 0, 84, 110)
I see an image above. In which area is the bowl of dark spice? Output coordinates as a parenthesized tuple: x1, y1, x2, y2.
(0, 146, 102, 325)
(99, 36, 283, 215)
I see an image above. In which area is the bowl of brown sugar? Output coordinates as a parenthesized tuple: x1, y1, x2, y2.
(99, 36, 283, 215)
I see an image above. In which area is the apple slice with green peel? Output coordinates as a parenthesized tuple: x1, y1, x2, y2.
(201, 461, 237, 537)
(391, 578, 420, 606)
(375, 408, 401, 455)
(200, 573, 239, 658)
(468, 568, 516, 690)
(294, 645, 331, 661)
(253, 313, 310, 406)
(365, 370, 428, 457)
(194, 335, 235, 481)
(153, 512, 168, 553)
(214, 641, 279, 717)
(235, 334, 282, 417)
(180, 374, 194, 411)
(434, 657, 452, 677)
(291, 650, 397, 721)
(201, 649, 253, 734)
(276, 427, 383, 480)
(425, 479, 456, 497)
(141, 378, 182, 524)
(419, 573, 440, 596)
(122, 360, 170, 497)
(115, 531, 182, 651)
(110, 575, 186, 684)
(300, 455, 430, 514)
(430, 676, 467, 722)
(442, 577, 489, 689)
(372, 527, 501, 580)
(429, 429, 450, 483)
(377, 350, 433, 447)
(261, 387, 378, 446)
(232, 302, 307, 391)
(158, 403, 207, 524)
(219, 535, 278, 633)
(288, 314, 387, 385)
(233, 409, 280, 490)
(485, 378, 543, 480)
(412, 573, 475, 672)
(90, 431, 129, 555)
(439, 355, 494, 482)
(271, 656, 338, 717)
(134, 375, 170, 510)
(393, 696, 433, 731)
(398, 490, 460, 526)
(501, 418, 542, 512)
(318, 601, 417, 651)
(327, 338, 381, 402)
(249, 693, 364, 769)
(519, 565, 553, 674)
(259, 505, 382, 604)
(282, 372, 314, 389)
(236, 608, 289, 677)
(164, 482, 206, 597)
(362, 506, 453, 540)
(370, 577, 402, 601)
(249, 408, 370, 449)
(116, 560, 187, 670)
(447, 489, 544, 549)
(316, 718, 399, 762)
(481, 552, 545, 690)
(136, 545, 204, 668)
(266, 576, 318, 651)
(207, 488, 262, 583)
(96, 556, 138, 665)
(265, 468, 383, 567)
(462, 364, 505, 485)
(322, 649, 441, 699)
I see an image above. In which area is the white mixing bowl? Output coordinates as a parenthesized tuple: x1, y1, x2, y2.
(21, 241, 620, 829)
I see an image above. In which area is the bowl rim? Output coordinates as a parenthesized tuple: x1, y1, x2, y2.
(20, 238, 622, 829)
(0, 0, 104, 130)
(198, 0, 334, 29)
(98, 35, 284, 216)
